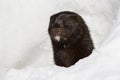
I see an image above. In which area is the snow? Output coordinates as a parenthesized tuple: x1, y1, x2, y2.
(0, 0, 120, 80)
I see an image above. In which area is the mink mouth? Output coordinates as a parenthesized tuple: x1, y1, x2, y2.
(49, 30, 68, 42)
(53, 36, 67, 44)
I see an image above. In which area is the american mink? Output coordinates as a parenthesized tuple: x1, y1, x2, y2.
(48, 11, 94, 67)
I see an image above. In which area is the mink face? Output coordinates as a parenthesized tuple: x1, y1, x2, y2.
(48, 12, 83, 45)
(48, 11, 94, 67)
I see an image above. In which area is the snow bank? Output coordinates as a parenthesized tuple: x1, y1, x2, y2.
(0, 0, 120, 79)
(0, 0, 119, 69)
(3, 6, 120, 80)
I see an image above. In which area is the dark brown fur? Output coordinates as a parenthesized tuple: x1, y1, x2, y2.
(48, 11, 94, 67)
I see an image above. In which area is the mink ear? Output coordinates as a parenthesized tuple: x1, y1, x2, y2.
(49, 15, 55, 27)
(48, 14, 60, 34)
(49, 13, 60, 26)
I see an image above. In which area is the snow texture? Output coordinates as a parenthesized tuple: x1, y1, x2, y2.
(0, 0, 120, 80)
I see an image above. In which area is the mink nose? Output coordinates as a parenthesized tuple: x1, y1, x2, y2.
(55, 28, 61, 35)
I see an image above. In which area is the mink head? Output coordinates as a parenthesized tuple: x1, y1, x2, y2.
(48, 11, 87, 45)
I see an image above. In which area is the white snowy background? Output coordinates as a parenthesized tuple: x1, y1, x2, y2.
(0, 0, 120, 80)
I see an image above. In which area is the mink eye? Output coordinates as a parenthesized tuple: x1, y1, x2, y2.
(65, 25, 69, 28)
(53, 23, 60, 28)
(65, 24, 72, 29)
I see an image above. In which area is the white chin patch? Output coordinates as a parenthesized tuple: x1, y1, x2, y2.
(55, 36, 60, 42)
